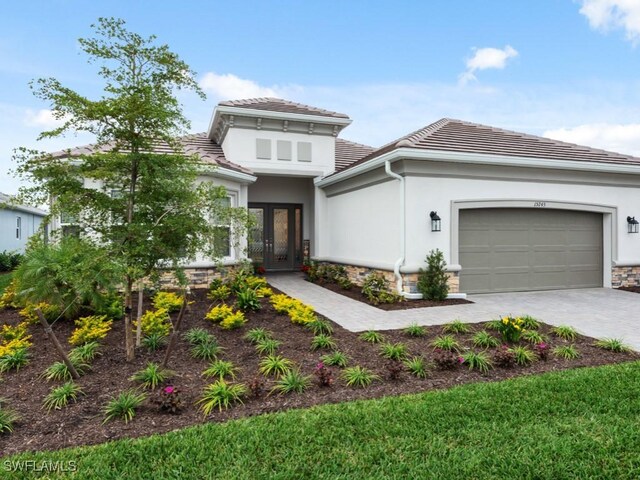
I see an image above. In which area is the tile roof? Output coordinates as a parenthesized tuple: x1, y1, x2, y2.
(0, 192, 48, 216)
(335, 118, 640, 175)
(335, 138, 376, 171)
(218, 97, 350, 119)
(49, 133, 252, 174)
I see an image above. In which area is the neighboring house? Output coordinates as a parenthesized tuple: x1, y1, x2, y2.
(0, 192, 47, 253)
(51, 97, 640, 296)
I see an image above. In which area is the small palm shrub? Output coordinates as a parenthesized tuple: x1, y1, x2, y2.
(0, 404, 19, 433)
(255, 338, 281, 356)
(472, 331, 500, 348)
(236, 289, 261, 312)
(152, 291, 184, 313)
(511, 346, 536, 366)
(443, 319, 470, 334)
(417, 249, 449, 301)
(142, 333, 166, 352)
(43, 382, 84, 411)
(198, 380, 247, 415)
(220, 311, 247, 330)
(553, 345, 580, 360)
(431, 335, 460, 352)
(183, 328, 212, 346)
(103, 390, 147, 424)
(305, 318, 333, 336)
(135, 309, 172, 338)
(130, 363, 174, 390)
(321, 350, 348, 368)
(359, 330, 384, 344)
(207, 285, 231, 302)
(191, 338, 223, 362)
(0, 348, 30, 372)
(259, 355, 293, 377)
(69, 315, 113, 346)
(380, 342, 408, 361)
(552, 325, 578, 341)
(404, 323, 426, 337)
(404, 356, 430, 379)
(522, 330, 546, 345)
(69, 341, 101, 364)
(271, 368, 311, 395)
(42, 359, 88, 381)
(595, 338, 632, 352)
(342, 366, 378, 388)
(461, 351, 492, 373)
(202, 359, 238, 380)
(520, 315, 540, 330)
(205, 304, 234, 324)
(244, 328, 272, 344)
(311, 334, 336, 351)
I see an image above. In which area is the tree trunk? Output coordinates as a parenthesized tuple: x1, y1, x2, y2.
(135, 281, 144, 347)
(124, 276, 135, 361)
(36, 308, 80, 379)
(161, 296, 188, 369)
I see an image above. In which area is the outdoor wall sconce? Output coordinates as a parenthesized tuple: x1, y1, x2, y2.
(627, 216, 639, 234)
(430, 211, 441, 232)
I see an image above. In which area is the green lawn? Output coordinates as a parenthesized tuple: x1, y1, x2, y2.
(0, 272, 12, 296)
(4, 361, 640, 479)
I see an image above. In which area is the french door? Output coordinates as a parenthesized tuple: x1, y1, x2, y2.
(248, 203, 303, 271)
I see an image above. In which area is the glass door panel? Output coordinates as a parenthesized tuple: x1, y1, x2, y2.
(247, 203, 302, 271)
(248, 207, 265, 264)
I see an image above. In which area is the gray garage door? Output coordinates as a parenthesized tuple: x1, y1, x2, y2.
(459, 208, 602, 294)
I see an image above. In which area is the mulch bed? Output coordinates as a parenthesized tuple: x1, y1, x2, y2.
(0, 287, 637, 456)
(307, 278, 473, 310)
(617, 286, 640, 294)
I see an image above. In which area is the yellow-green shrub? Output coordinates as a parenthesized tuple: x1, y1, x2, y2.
(0, 281, 19, 309)
(135, 309, 172, 338)
(256, 287, 273, 298)
(152, 292, 184, 313)
(289, 306, 316, 325)
(220, 311, 247, 330)
(0, 337, 32, 358)
(245, 276, 268, 290)
(69, 315, 113, 345)
(19, 302, 60, 324)
(205, 304, 234, 323)
(270, 294, 316, 324)
(0, 322, 30, 342)
(207, 285, 231, 302)
(270, 294, 298, 314)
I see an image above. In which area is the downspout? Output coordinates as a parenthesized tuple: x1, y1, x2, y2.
(384, 160, 406, 295)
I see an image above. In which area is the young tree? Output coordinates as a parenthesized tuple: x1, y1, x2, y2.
(417, 249, 450, 301)
(14, 18, 250, 361)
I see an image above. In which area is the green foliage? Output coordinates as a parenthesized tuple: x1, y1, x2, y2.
(520, 315, 540, 330)
(594, 338, 632, 353)
(0, 404, 19, 433)
(443, 320, 470, 334)
(152, 292, 184, 313)
(43, 382, 84, 412)
(359, 330, 384, 344)
(511, 346, 536, 366)
(197, 380, 246, 415)
(236, 289, 261, 312)
(202, 359, 238, 380)
(183, 328, 212, 346)
(0, 348, 30, 373)
(141, 333, 166, 352)
(130, 362, 174, 390)
(205, 304, 233, 323)
(380, 342, 408, 361)
(404, 356, 431, 379)
(259, 355, 293, 377)
(69, 341, 101, 364)
(495, 316, 525, 343)
(191, 339, 223, 362)
(255, 338, 281, 356)
(305, 318, 334, 336)
(552, 325, 578, 341)
(220, 311, 247, 330)
(472, 331, 500, 349)
(404, 323, 426, 337)
(417, 249, 449, 301)
(244, 328, 272, 344)
(553, 345, 580, 360)
(136, 309, 172, 338)
(361, 272, 401, 305)
(0, 251, 23, 273)
(311, 334, 336, 351)
(271, 369, 311, 395)
(207, 285, 231, 302)
(521, 330, 546, 345)
(69, 315, 113, 346)
(42, 359, 89, 381)
(321, 351, 349, 368)
(461, 351, 493, 373)
(431, 335, 460, 352)
(103, 390, 147, 424)
(342, 366, 378, 388)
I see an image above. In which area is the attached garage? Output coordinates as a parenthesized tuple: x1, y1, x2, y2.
(459, 208, 603, 294)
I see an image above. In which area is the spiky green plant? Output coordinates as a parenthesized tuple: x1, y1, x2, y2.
(271, 369, 311, 395)
(404, 356, 430, 379)
(594, 338, 632, 353)
(359, 330, 384, 343)
(321, 350, 348, 368)
(43, 382, 84, 412)
(197, 380, 246, 415)
(520, 315, 540, 330)
(0, 405, 19, 433)
(244, 328, 272, 344)
(431, 335, 460, 352)
(553, 345, 580, 360)
(68, 341, 101, 363)
(130, 362, 174, 390)
(0, 348, 30, 372)
(102, 390, 147, 424)
(202, 359, 238, 380)
(141, 333, 166, 352)
(472, 331, 500, 349)
(183, 328, 212, 346)
(259, 355, 293, 377)
(305, 319, 334, 336)
(342, 366, 378, 388)
(443, 320, 470, 334)
(461, 351, 492, 373)
(552, 325, 578, 341)
(404, 323, 426, 337)
(511, 346, 536, 366)
(191, 339, 223, 361)
(380, 342, 408, 361)
(255, 338, 281, 356)
(522, 330, 546, 345)
(485, 319, 503, 331)
(311, 334, 336, 351)
(42, 359, 88, 381)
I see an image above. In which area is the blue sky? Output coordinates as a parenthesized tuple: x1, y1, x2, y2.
(2, 0, 640, 194)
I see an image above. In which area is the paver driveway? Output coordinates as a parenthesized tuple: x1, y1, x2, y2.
(268, 273, 640, 350)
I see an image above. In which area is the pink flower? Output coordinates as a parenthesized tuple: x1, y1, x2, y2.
(458, 356, 465, 364)
(316, 362, 324, 370)
(163, 386, 175, 394)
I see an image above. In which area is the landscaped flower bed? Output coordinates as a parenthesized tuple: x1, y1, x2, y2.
(0, 284, 637, 456)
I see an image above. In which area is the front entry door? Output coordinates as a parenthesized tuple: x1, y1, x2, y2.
(248, 203, 302, 271)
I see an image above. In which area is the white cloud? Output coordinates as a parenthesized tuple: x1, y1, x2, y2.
(23, 109, 66, 129)
(199, 72, 279, 100)
(579, 0, 640, 44)
(459, 45, 518, 84)
(544, 122, 640, 156)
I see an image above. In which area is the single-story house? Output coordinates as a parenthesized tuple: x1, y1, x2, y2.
(0, 192, 47, 253)
(51, 97, 640, 296)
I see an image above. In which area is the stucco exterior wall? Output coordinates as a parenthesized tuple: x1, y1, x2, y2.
(0, 209, 44, 252)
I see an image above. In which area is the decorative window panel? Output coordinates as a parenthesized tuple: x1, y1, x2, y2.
(297, 142, 312, 162)
(212, 196, 232, 258)
(277, 140, 292, 161)
(256, 139, 271, 160)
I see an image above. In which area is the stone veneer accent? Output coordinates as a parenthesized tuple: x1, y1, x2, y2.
(611, 266, 640, 288)
(156, 266, 241, 290)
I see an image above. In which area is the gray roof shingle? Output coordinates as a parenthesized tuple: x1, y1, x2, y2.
(335, 138, 376, 171)
(218, 97, 350, 119)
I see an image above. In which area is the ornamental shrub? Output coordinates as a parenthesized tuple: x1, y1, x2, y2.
(220, 311, 247, 330)
(361, 272, 401, 305)
(69, 315, 113, 345)
(135, 309, 171, 338)
(496, 315, 525, 343)
(0, 250, 23, 272)
(18, 302, 61, 324)
(417, 249, 449, 301)
(152, 292, 184, 313)
(205, 304, 234, 323)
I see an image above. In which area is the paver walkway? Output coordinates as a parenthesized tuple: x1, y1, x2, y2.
(267, 272, 640, 349)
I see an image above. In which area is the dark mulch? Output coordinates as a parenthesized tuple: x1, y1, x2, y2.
(308, 278, 472, 310)
(0, 288, 637, 456)
(617, 286, 640, 294)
